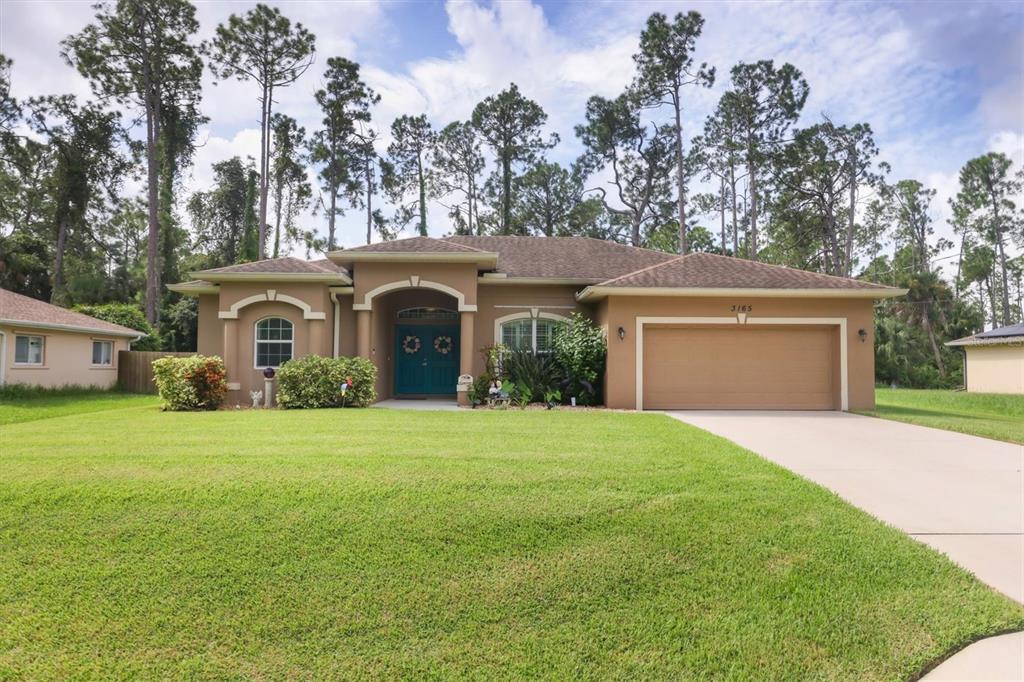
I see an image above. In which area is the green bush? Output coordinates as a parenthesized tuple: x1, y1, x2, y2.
(152, 355, 227, 411)
(276, 355, 377, 409)
(74, 302, 160, 350)
(503, 350, 557, 403)
(552, 312, 606, 405)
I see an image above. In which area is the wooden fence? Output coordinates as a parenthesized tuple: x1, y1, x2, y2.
(117, 351, 194, 394)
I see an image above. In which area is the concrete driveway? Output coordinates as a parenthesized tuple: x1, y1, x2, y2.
(666, 411, 1024, 603)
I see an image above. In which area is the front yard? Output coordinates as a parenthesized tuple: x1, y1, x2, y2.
(1, 400, 1021, 679)
(864, 388, 1024, 444)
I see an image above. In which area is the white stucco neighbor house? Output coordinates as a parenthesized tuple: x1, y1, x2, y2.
(946, 323, 1024, 394)
(0, 288, 143, 388)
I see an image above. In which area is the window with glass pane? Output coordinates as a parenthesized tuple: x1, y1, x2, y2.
(255, 318, 293, 367)
(15, 335, 43, 364)
(535, 320, 564, 354)
(92, 340, 113, 365)
(501, 319, 532, 351)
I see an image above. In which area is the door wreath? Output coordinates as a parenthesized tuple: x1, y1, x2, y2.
(433, 335, 454, 355)
(402, 335, 422, 354)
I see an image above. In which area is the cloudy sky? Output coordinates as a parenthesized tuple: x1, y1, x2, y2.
(1, 0, 1022, 266)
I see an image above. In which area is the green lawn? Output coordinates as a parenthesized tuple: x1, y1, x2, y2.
(0, 386, 159, 425)
(862, 388, 1024, 444)
(1, 403, 1021, 679)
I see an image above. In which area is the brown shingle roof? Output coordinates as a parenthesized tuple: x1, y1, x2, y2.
(0, 289, 141, 336)
(595, 252, 899, 290)
(446, 236, 676, 280)
(947, 323, 1024, 347)
(194, 256, 346, 276)
(343, 236, 486, 254)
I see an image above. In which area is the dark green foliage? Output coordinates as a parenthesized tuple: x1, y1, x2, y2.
(552, 313, 607, 405)
(74, 302, 160, 350)
(275, 355, 377, 408)
(503, 350, 557, 402)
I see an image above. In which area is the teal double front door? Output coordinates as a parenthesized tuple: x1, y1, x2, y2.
(394, 324, 459, 395)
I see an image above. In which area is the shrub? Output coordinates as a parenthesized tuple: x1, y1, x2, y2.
(503, 350, 557, 403)
(553, 312, 606, 405)
(276, 355, 377, 409)
(74, 302, 160, 350)
(152, 355, 227, 411)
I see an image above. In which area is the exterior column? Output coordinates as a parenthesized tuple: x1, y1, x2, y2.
(355, 310, 371, 359)
(307, 319, 324, 357)
(223, 317, 239, 392)
(457, 311, 475, 406)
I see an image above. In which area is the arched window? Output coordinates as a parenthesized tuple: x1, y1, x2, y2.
(255, 317, 293, 368)
(500, 316, 566, 354)
(397, 307, 459, 321)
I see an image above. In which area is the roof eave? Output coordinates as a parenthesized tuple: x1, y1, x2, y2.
(186, 272, 352, 285)
(946, 337, 1024, 347)
(0, 318, 143, 339)
(167, 282, 219, 296)
(327, 251, 499, 267)
(576, 286, 908, 302)
(479, 275, 601, 286)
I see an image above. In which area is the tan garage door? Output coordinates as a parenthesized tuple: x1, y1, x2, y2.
(643, 326, 836, 410)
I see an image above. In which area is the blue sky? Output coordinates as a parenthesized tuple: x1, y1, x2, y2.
(2, 0, 1021, 267)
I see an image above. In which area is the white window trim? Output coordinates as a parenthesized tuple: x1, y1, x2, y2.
(634, 316, 848, 412)
(494, 311, 570, 353)
(91, 339, 115, 367)
(14, 334, 45, 366)
(253, 317, 295, 369)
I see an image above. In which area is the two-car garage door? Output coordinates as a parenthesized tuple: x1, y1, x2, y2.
(642, 325, 837, 410)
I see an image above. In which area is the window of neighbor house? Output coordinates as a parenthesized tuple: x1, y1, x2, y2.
(14, 335, 44, 365)
(500, 318, 564, 354)
(92, 340, 113, 366)
(255, 317, 293, 368)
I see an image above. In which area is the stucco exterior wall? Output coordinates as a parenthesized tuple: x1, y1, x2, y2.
(196, 294, 221, 356)
(600, 295, 876, 411)
(351, 262, 479, 309)
(473, 283, 589, 376)
(0, 325, 130, 388)
(964, 345, 1024, 394)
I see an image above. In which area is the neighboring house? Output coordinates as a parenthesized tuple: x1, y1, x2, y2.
(0, 289, 142, 388)
(169, 236, 905, 411)
(947, 324, 1024, 394)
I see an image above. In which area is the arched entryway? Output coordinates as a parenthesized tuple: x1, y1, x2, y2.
(373, 289, 464, 399)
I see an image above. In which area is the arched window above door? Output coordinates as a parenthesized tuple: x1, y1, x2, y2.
(397, 307, 459, 321)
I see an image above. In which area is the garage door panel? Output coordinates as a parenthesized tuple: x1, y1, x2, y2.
(643, 326, 836, 410)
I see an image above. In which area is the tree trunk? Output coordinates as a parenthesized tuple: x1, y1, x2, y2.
(985, 275, 998, 327)
(845, 152, 857, 277)
(144, 89, 160, 325)
(748, 153, 758, 261)
(630, 214, 641, 247)
(272, 183, 283, 258)
(673, 94, 687, 254)
(730, 163, 738, 255)
(51, 212, 70, 305)
(417, 151, 427, 236)
(954, 232, 966, 298)
(922, 311, 946, 376)
(501, 153, 511, 234)
(365, 149, 372, 245)
(257, 83, 270, 259)
(328, 167, 337, 251)
(719, 175, 727, 254)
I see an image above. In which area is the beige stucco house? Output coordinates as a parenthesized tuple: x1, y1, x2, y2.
(169, 236, 904, 410)
(0, 289, 142, 388)
(947, 324, 1024, 394)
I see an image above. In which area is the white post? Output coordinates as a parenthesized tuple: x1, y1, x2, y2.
(264, 377, 274, 408)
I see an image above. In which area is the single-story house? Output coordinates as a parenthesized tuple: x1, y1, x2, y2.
(946, 323, 1024, 394)
(0, 288, 143, 388)
(169, 236, 905, 411)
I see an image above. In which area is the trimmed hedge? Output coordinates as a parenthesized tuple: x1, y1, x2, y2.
(152, 355, 228, 411)
(276, 355, 376, 409)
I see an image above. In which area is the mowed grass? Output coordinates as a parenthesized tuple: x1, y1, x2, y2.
(863, 388, 1024, 444)
(0, 386, 159, 425)
(1, 405, 1021, 680)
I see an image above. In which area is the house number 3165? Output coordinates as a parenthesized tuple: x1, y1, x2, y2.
(730, 304, 753, 313)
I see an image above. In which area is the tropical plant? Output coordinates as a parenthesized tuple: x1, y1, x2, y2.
(552, 313, 606, 405)
(275, 355, 376, 408)
(503, 349, 557, 403)
(152, 355, 227, 411)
